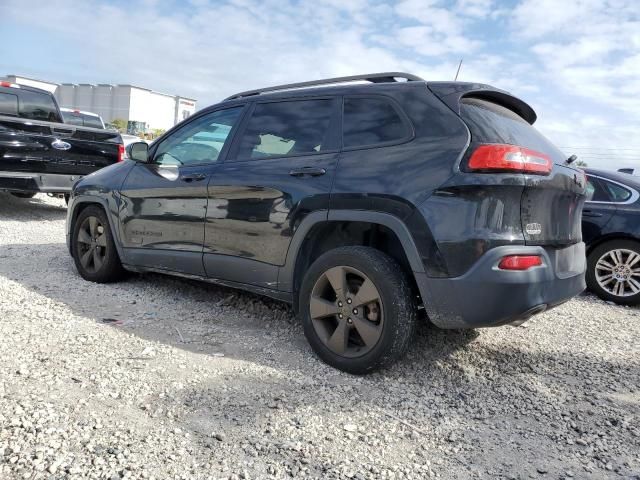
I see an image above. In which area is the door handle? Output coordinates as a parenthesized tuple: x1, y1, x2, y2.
(49, 126, 75, 137)
(180, 173, 207, 182)
(582, 210, 603, 218)
(289, 167, 326, 177)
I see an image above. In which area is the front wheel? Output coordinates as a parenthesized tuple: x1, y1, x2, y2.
(299, 246, 417, 374)
(71, 205, 125, 283)
(586, 239, 640, 305)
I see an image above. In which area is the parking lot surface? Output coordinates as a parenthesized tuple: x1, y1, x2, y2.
(0, 193, 638, 479)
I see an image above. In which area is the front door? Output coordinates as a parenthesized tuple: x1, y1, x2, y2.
(203, 97, 341, 288)
(118, 106, 245, 275)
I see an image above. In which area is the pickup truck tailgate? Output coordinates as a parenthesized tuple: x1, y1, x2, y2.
(0, 116, 122, 176)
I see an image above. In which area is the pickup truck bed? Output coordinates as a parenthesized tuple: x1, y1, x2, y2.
(0, 82, 123, 195)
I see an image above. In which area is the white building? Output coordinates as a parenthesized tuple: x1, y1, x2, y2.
(3, 74, 197, 131)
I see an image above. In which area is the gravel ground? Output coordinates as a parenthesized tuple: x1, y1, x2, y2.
(0, 192, 638, 480)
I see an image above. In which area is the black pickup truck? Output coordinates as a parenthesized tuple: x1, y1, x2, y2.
(0, 81, 123, 199)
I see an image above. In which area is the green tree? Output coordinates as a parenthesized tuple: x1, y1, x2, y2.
(110, 118, 127, 132)
(152, 128, 166, 138)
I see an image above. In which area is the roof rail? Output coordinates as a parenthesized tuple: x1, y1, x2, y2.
(224, 72, 424, 101)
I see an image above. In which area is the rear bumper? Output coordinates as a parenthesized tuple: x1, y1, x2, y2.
(416, 243, 586, 328)
(0, 170, 80, 194)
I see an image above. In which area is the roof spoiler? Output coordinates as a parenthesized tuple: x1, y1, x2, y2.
(427, 82, 537, 124)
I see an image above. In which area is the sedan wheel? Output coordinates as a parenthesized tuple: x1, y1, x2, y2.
(586, 239, 640, 306)
(594, 248, 640, 297)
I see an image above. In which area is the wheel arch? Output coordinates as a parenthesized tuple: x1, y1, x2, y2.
(67, 196, 124, 259)
(586, 233, 640, 257)
(279, 209, 425, 313)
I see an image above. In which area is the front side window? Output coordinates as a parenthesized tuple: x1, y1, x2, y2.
(154, 107, 243, 166)
(343, 97, 409, 148)
(235, 99, 334, 160)
(0, 92, 18, 116)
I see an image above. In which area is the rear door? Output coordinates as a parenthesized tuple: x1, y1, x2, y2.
(203, 97, 340, 288)
(118, 106, 245, 275)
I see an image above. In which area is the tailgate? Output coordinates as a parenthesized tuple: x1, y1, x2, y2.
(454, 95, 587, 248)
(521, 164, 586, 246)
(0, 116, 121, 175)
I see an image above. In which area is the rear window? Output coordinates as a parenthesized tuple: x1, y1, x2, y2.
(17, 90, 61, 122)
(343, 97, 409, 148)
(460, 97, 563, 158)
(61, 110, 83, 126)
(0, 92, 18, 116)
(61, 111, 104, 128)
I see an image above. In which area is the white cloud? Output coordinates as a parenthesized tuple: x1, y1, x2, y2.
(1, 0, 639, 170)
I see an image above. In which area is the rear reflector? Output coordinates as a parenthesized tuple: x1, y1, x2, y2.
(117, 144, 125, 162)
(468, 144, 552, 175)
(498, 255, 543, 271)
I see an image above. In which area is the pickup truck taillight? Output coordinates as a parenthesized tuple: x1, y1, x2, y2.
(467, 144, 552, 175)
(117, 144, 125, 162)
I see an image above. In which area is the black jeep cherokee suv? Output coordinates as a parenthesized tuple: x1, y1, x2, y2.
(66, 73, 587, 374)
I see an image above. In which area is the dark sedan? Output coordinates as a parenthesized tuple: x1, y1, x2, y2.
(583, 168, 640, 305)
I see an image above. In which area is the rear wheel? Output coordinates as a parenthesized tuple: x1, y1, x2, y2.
(72, 205, 125, 283)
(299, 246, 417, 374)
(586, 239, 640, 305)
(10, 192, 36, 199)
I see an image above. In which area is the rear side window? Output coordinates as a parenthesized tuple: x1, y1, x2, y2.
(0, 92, 18, 116)
(17, 90, 61, 122)
(586, 176, 632, 203)
(235, 99, 334, 160)
(343, 97, 409, 148)
(461, 97, 562, 159)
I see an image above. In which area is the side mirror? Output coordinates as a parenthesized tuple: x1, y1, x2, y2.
(127, 142, 149, 163)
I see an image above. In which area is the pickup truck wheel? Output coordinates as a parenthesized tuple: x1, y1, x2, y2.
(10, 192, 36, 199)
(72, 205, 125, 283)
(586, 239, 640, 306)
(299, 246, 417, 374)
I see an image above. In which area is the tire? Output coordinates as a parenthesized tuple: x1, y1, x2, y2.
(586, 239, 640, 306)
(299, 246, 417, 374)
(71, 205, 125, 283)
(10, 192, 36, 199)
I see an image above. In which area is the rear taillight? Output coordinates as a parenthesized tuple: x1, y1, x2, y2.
(117, 144, 125, 162)
(0, 81, 19, 88)
(498, 255, 543, 271)
(468, 144, 552, 175)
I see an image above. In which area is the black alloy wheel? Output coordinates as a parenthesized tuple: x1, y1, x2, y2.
(72, 205, 125, 283)
(300, 246, 417, 374)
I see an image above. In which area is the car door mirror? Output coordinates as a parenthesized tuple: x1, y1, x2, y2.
(127, 142, 149, 163)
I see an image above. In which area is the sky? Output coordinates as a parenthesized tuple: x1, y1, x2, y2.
(1, 0, 639, 170)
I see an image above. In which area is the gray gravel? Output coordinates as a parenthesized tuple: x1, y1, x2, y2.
(0, 192, 639, 480)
